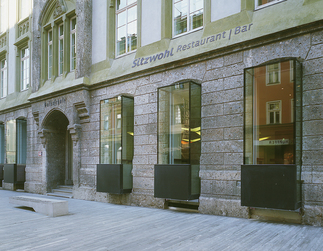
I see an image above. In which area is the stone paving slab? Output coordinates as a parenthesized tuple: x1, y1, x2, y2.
(0, 190, 322, 251)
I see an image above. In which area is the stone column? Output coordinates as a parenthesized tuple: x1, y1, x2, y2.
(68, 124, 82, 188)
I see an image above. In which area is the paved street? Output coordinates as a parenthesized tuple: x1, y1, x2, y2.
(0, 189, 322, 251)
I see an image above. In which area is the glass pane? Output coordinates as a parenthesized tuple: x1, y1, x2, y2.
(17, 119, 27, 164)
(128, 0, 136, 5)
(59, 25, 64, 36)
(258, 0, 276, 6)
(116, 0, 127, 10)
(59, 39, 64, 74)
(158, 83, 191, 164)
(127, 6, 137, 23)
(245, 60, 295, 165)
(71, 18, 76, 30)
(117, 25, 126, 55)
(6, 120, 16, 164)
(190, 0, 203, 13)
(71, 33, 76, 70)
(174, 0, 188, 35)
(48, 44, 52, 78)
(100, 98, 122, 164)
(121, 97, 134, 163)
(117, 11, 126, 27)
(127, 21, 137, 52)
(190, 10, 203, 30)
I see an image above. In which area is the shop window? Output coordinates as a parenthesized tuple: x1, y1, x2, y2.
(155, 82, 201, 200)
(0, 123, 4, 164)
(0, 58, 7, 97)
(6, 119, 27, 164)
(255, 0, 285, 9)
(20, 47, 30, 91)
(173, 0, 203, 37)
(116, 0, 137, 56)
(97, 96, 134, 194)
(70, 17, 77, 71)
(242, 59, 302, 210)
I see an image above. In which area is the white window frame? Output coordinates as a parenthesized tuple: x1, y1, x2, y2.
(0, 0, 8, 34)
(173, 0, 204, 37)
(0, 58, 7, 98)
(115, 0, 137, 57)
(70, 16, 76, 71)
(58, 24, 64, 76)
(48, 29, 53, 79)
(266, 100, 282, 125)
(20, 47, 30, 91)
(266, 62, 281, 86)
(255, 0, 286, 10)
(18, 0, 31, 21)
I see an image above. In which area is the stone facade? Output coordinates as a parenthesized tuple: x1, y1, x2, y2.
(1, 0, 323, 226)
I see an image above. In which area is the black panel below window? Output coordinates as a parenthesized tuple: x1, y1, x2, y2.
(241, 164, 301, 210)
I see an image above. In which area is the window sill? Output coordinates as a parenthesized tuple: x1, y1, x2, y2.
(115, 50, 136, 59)
(172, 26, 203, 40)
(255, 0, 287, 10)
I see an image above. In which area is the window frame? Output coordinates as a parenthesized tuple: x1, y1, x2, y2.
(255, 0, 286, 10)
(20, 46, 30, 91)
(172, 0, 204, 38)
(70, 16, 76, 71)
(115, 0, 138, 57)
(47, 29, 53, 79)
(266, 100, 282, 125)
(0, 57, 7, 98)
(58, 23, 64, 76)
(266, 62, 281, 86)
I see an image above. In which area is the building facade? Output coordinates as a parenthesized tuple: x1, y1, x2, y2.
(1, 0, 323, 226)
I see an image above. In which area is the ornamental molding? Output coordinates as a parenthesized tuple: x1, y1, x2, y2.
(53, 0, 67, 19)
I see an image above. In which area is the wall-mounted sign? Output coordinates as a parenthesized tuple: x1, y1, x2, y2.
(257, 139, 290, 146)
(132, 23, 253, 68)
(44, 97, 66, 107)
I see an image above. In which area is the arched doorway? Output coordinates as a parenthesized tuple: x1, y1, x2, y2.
(43, 110, 73, 191)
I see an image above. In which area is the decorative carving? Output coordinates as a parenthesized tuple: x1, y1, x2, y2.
(32, 111, 40, 129)
(74, 102, 90, 123)
(53, 0, 67, 19)
(68, 124, 82, 145)
(17, 19, 30, 38)
(38, 129, 51, 148)
(0, 33, 6, 49)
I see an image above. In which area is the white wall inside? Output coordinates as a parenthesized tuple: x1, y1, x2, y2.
(92, 0, 107, 65)
(141, 0, 161, 47)
(211, 0, 241, 22)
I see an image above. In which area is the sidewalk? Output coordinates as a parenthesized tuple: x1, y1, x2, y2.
(0, 189, 322, 251)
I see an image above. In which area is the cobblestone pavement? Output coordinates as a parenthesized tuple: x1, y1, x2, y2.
(0, 190, 322, 251)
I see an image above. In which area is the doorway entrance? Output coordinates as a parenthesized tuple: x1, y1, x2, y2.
(43, 110, 73, 190)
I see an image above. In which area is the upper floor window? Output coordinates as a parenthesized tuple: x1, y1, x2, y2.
(70, 17, 76, 71)
(18, 0, 32, 21)
(116, 0, 137, 56)
(173, 0, 203, 37)
(0, 0, 8, 33)
(58, 24, 64, 75)
(0, 58, 7, 97)
(21, 47, 30, 91)
(48, 29, 53, 79)
(255, 0, 285, 9)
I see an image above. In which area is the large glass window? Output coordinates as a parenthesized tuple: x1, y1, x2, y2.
(21, 47, 30, 91)
(0, 58, 7, 98)
(58, 24, 64, 75)
(116, 0, 137, 56)
(6, 119, 27, 164)
(244, 60, 302, 166)
(173, 0, 203, 36)
(158, 82, 201, 165)
(70, 17, 77, 71)
(100, 96, 134, 165)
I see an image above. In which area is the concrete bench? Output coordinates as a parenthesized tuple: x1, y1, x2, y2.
(9, 196, 68, 217)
